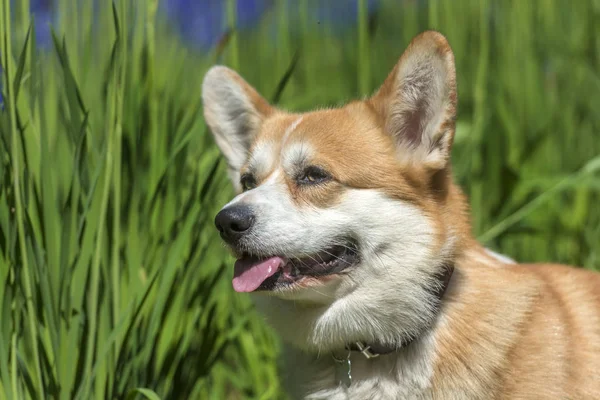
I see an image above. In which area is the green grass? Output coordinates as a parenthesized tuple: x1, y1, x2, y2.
(1, 0, 599, 399)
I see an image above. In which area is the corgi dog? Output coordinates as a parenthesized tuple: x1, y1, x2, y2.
(202, 31, 600, 399)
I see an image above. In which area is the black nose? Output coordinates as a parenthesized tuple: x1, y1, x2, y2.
(214, 204, 255, 244)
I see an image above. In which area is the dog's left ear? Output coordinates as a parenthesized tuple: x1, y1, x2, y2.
(202, 66, 274, 191)
(370, 31, 457, 170)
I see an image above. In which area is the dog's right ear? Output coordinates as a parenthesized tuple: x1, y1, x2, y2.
(202, 66, 273, 192)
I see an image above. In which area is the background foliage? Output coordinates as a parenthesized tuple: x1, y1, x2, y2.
(1, 0, 599, 399)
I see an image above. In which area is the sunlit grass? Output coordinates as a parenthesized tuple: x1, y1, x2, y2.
(0, 0, 599, 399)
(1, 0, 282, 398)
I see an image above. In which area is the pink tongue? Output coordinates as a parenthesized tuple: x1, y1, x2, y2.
(232, 256, 284, 292)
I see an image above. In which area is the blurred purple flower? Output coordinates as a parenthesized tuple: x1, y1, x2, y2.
(16, 0, 54, 48)
(161, 0, 381, 50)
(21, 0, 383, 52)
(161, 0, 273, 50)
(32, 10, 54, 47)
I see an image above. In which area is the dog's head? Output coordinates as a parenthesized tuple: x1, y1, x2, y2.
(202, 31, 469, 350)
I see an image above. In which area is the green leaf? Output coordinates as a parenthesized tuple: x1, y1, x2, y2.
(125, 388, 162, 400)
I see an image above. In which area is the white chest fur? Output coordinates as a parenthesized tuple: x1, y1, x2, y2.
(281, 330, 438, 400)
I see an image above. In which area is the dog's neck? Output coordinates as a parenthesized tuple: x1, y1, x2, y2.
(339, 262, 455, 358)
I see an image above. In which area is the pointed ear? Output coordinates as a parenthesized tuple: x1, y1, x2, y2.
(370, 31, 457, 170)
(202, 66, 273, 191)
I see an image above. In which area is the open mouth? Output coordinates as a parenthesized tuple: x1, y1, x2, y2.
(232, 242, 359, 293)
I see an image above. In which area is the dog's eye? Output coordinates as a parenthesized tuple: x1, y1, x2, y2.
(240, 173, 257, 191)
(297, 166, 330, 185)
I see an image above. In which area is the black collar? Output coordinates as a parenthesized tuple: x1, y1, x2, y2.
(344, 263, 455, 358)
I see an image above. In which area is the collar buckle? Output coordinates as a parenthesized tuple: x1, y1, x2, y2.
(353, 341, 380, 359)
